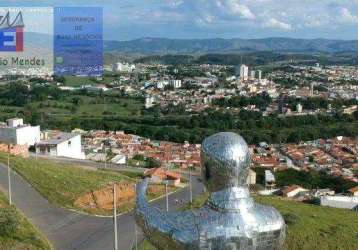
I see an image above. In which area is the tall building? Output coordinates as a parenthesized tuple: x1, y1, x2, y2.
(258, 70, 262, 82)
(310, 82, 314, 96)
(240, 64, 249, 81)
(250, 70, 255, 79)
(296, 103, 303, 113)
(278, 96, 284, 114)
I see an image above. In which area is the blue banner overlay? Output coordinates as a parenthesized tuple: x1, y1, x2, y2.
(54, 7, 103, 76)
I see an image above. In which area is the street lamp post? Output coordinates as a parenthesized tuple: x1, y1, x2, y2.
(7, 144, 12, 205)
(104, 148, 107, 168)
(189, 167, 193, 204)
(113, 184, 118, 250)
(134, 184, 138, 250)
(165, 181, 169, 212)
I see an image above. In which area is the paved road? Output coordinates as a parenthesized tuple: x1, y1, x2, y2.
(0, 163, 204, 250)
(29, 154, 147, 174)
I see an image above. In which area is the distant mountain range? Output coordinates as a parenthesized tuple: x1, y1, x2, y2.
(104, 37, 358, 55)
(24, 33, 358, 55)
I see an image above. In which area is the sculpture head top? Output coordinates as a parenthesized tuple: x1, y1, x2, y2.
(201, 132, 251, 193)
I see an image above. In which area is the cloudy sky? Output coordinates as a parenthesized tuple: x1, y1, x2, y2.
(2, 0, 358, 40)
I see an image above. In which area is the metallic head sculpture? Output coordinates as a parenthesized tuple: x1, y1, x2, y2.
(135, 132, 285, 250)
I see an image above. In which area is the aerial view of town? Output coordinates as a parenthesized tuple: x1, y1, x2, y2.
(0, 1, 357, 250)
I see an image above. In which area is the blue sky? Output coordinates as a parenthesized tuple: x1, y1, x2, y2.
(2, 0, 358, 40)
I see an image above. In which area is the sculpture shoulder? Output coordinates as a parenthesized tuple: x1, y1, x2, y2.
(251, 203, 285, 227)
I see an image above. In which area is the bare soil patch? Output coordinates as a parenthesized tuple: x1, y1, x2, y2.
(74, 182, 174, 215)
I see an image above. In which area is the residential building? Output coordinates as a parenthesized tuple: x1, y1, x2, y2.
(282, 185, 308, 198)
(145, 95, 155, 109)
(246, 169, 256, 185)
(0, 118, 40, 146)
(265, 170, 276, 189)
(170, 80, 182, 89)
(111, 154, 126, 165)
(348, 186, 358, 196)
(35, 131, 85, 159)
(144, 167, 181, 186)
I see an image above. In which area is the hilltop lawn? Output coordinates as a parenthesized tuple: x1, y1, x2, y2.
(0, 153, 129, 211)
(0, 191, 51, 250)
(137, 194, 358, 250)
(0, 153, 177, 215)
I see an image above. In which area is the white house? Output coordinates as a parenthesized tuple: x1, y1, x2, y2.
(320, 196, 358, 210)
(113, 62, 135, 72)
(246, 169, 256, 185)
(282, 185, 308, 198)
(35, 132, 85, 159)
(265, 170, 276, 189)
(0, 118, 40, 146)
(111, 154, 126, 165)
(156, 80, 169, 89)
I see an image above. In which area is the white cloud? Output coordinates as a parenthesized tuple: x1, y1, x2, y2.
(337, 8, 358, 24)
(216, 0, 255, 19)
(263, 18, 292, 30)
(196, 14, 215, 26)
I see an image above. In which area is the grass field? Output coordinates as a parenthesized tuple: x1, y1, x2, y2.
(63, 76, 97, 87)
(63, 75, 118, 87)
(0, 153, 174, 215)
(0, 191, 51, 250)
(30, 95, 143, 117)
(137, 193, 358, 250)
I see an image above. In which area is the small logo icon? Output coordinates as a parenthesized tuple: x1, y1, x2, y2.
(0, 11, 24, 52)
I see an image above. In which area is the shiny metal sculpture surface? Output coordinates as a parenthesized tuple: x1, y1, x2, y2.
(135, 132, 285, 250)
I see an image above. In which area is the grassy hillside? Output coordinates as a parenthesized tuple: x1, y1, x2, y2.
(0, 153, 174, 215)
(137, 194, 358, 250)
(0, 191, 51, 250)
(0, 153, 129, 210)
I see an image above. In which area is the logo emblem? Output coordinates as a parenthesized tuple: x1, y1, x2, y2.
(0, 11, 24, 52)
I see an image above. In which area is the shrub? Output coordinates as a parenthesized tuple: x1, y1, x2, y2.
(0, 208, 20, 236)
(283, 212, 300, 225)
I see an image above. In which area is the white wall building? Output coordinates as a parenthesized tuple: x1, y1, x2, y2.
(156, 80, 169, 89)
(0, 118, 40, 146)
(240, 64, 249, 81)
(296, 103, 303, 113)
(111, 154, 126, 165)
(113, 62, 135, 72)
(250, 70, 255, 79)
(170, 79, 182, 89)
(282, 185, 308, 198)
(145, 95, 155, 109)
(35, 132, 85, 159)
(246, 169, 256, 185)
(320, 196, 358, 210)
(258, 70, 262, 82)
